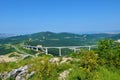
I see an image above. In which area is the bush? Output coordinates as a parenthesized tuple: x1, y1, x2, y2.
(80, 51, 99, 80)
(29, 57, 58, 80)
(97, 39, 120, 68)
(68, 50, 99, 80)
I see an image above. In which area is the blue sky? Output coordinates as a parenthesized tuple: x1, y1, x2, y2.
(0, 0, 120, 34)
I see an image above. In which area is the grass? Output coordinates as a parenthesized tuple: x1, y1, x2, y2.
(0, 51, 120, 80)
(98, 66, 120, 80)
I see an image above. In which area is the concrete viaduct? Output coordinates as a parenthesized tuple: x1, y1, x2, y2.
(24, 45, 96, 56)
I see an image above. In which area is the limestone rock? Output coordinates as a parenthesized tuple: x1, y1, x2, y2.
(59, 69, 72, 80)
(0, 65, 33, 80)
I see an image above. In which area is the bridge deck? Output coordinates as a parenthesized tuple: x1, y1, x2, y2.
(24, 45, 96, 56)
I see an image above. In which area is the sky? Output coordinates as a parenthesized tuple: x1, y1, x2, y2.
(0, 0, 120, 34)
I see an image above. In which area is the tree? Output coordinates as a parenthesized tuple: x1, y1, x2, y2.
(97, 39, 120, 68)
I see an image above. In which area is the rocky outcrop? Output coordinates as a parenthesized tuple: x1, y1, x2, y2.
(60, 57, 73, 64)
(0, 65, 35, 80)
(49, 57, 73, 64)
(58, 69, 72, 80)
(49, 57, 60, 64)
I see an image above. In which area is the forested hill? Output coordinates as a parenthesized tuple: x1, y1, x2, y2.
(0, 31, 119, 46)
(111, 34, 120, 40)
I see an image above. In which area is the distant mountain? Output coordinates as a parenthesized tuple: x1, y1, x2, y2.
(0, 31, 119, 46)
(111, 34, 120, 40)
(0, 33, 16, 39)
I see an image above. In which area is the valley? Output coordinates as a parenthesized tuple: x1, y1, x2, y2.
(0, 32, 120, 80)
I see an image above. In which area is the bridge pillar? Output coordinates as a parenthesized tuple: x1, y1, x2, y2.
(36, 48, 39, 51)
(89, 46, 91, 51)
(30, 47, 34, 50)
(59, 48, 62, 56)
(45, 48, 48, 55)
(73, 48, 77, 53)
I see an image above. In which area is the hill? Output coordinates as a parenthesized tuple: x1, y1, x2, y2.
(0, 32, 119, 46)
(0, 33, 16, 39)
(111, 34, 120, 40)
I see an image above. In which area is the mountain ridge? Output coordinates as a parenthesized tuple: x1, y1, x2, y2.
(0, 31, 119, 46)
(0, 33, 17, 39)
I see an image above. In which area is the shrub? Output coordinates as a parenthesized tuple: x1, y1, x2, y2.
(97, 39, 120, 68)
(80, 51, 99, 80)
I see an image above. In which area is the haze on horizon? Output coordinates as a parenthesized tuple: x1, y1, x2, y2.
(0, 0, 120, 34)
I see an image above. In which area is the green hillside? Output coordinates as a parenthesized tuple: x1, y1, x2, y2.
(0, 44, 16, 55)
(0, 32, 118, 46)
(0, 44, 38, 56)
(0, 32, 119, 56)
